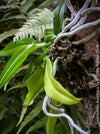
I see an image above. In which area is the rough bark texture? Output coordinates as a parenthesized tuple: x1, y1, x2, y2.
(47, 0, 100, 131)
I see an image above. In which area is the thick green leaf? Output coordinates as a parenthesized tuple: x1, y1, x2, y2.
(0, 46, 28, 89)
(0, 40, 49, 89)
(53, 1, 66, 35)
(25, 66, 44, 106)
(44, 57, 82, 105)
(17, 70, 44, 126)
(0, 38, 34, 56)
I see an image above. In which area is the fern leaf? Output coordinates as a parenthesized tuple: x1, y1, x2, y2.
(20, 0, 36, 13)
(17, 100, 43, 134)
(0, 29, 18, 43)
(13, 10, 53, 42)
(38, 0, 55, 9)
(25, 116, 47, 134)
(0, 15, 25, 22)
(0, 5, 17, 9)
(7, 0, 14, 5)
(28, 0, 54, 16)
(0, 108, 8, 120)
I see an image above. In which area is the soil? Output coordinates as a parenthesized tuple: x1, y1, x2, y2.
(47, 0, 100, 131)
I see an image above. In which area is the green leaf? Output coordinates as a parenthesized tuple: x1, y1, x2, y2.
(0, 38, 34, 56)
(24, 51, 46, 81)
(46, 101, 58, 134)
(44, 57, 82, 105)
(0, 29, 18, 43)
(0, 108, 8, 120)
(53, 1, 66, 35)
(16, 104, 27, 127)
(7, 84, 24, 92)
(26, 116, 47, 134)
(0, 46, 28, 89)
(17, 100, 43, 134)
(14, 10, 53, 42)
(20, 0, 36, 13)
(25, 66, 44, 106)
(44, 29, 56, 43)
(0, 39, 49, 89)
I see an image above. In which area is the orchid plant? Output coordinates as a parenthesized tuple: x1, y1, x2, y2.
(0, 0, 100, 133)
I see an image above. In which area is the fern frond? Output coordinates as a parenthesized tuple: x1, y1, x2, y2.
(13, 10, 53, 42)
(0, 5, 17, 9)
(20, 0, 36, 13)
(38, 0, 55, 9)
(7, 0, 20, 5)
(17, 100, 43, 134)
(0, 29, 18, 43)
(28, 0, 54, 16)
(0, 15, 25, 22)
(27, 0, 60, 18)
(25, 116, 47, 134)
(7, 0, 14, 5)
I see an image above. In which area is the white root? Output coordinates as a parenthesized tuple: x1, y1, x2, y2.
(70, 15, 87, 32)
(46, 97, 64, 113)
(54, 0, 100, 44)
(81, 7, 100, 16)
(54, 19, 100, 43)
(65, 0, 76, 20)
(42, 95, 89, 134)
(60, 0, 91, 34)
(42, 59, 88, 134)
(52, 58, 59, 77)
